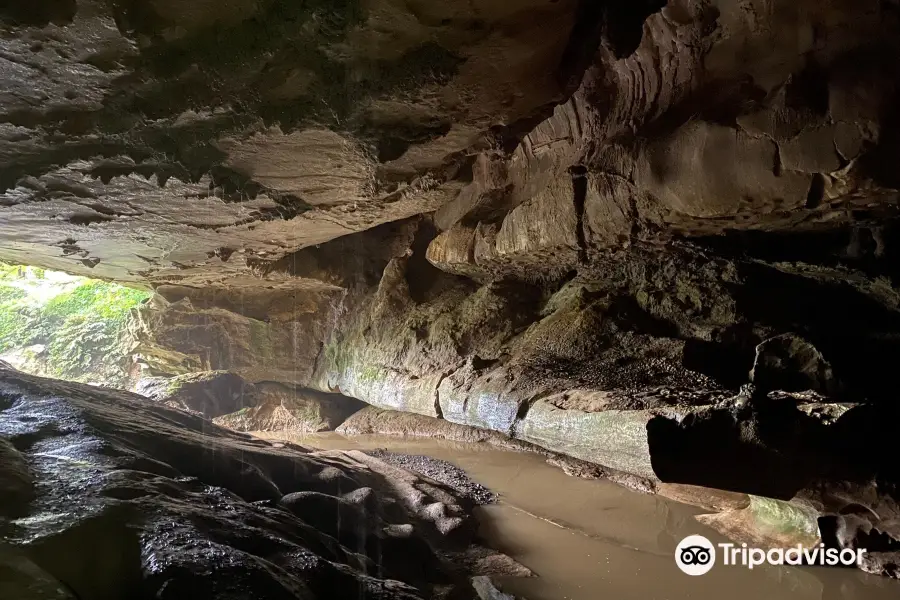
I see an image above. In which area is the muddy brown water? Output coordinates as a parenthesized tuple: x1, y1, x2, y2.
(257, 432, 900, 600)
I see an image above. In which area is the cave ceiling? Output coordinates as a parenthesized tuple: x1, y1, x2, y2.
(0, 0, 898, 290)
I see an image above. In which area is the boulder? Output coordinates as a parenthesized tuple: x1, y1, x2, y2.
(214, 383, 365, 433)
(129, 296, 327, 385)
(515, 400, 667, 480)
(337, 405, 534, 450)
(750, 334, 837, 394)
(136, 371, 255, 419)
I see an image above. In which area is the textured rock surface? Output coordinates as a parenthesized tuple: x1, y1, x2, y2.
(4, 0, 900, 580)
(695, 495, 821, 549)
(0, 365, 523, 599)
(338, 406, 534, 449)
(364, 450, 496, 506)
(137, 370, 364, 431)
(0, 0, 596, 288)
(5, 0, 898, 291)
(516, 400, 670, 480)
(750, 333, 837, 394)
(128, 293, 329, 384)
(215, 383, 365, 433)
(136, 370, 254, 418)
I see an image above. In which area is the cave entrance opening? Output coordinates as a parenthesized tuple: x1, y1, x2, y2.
(0, 261, 150, 388)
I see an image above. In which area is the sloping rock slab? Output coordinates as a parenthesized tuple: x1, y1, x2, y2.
(0, 366, 512, 599)
(136, 370, 255, 418)
(215, 383, 365, 433)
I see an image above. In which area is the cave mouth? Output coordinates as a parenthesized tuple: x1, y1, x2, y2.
(0, 262, 150, 388)
(5, 0, 900, 597)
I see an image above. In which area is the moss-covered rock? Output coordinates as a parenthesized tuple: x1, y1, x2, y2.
(0, 264, 149, 387)
(697, 495, 821, 548)
(129, 295, 328, 385)
(515, 400, 666, 480)
(437, 364, 524, 435)
(324, 357, 445, 418)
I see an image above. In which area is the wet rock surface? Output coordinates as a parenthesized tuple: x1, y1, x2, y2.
(366, 450, 496, 506)
(4, 0, 900, 582)
(0, 365, 520, 599)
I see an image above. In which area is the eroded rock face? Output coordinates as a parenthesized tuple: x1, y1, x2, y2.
(0, 0, 606, 288)
(6, 1, 898, 291)
(136, 370, 254, 418)
(750, 333, 837, 395)
(127, 293, 330, 384)
(0, 365, 520, 599)
(215, 383, 366, 434)
(5, 0, 900, 579)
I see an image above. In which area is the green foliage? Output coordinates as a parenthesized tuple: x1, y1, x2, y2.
(0, 263, 43, 280)
(42, 280, 148, 326)
(0, 263, 19, 279)
(0, 263, 150, 385)
(0, 284, 32, 353)
(0, 284, 26, 304)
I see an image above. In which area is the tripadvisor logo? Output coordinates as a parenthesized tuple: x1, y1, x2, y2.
(675, 535, 867, 576)
(676, 535, 716, 575)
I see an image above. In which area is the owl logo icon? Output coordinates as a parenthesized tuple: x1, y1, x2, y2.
(675, 535, 716, 575)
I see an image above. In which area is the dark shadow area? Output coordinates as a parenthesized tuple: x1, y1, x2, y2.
(607, 295, 681, 338)
(602, 0, 668, 59)
(681, 335, 757, 390)
(404, 218, 456, 303)
(735, 262, 900, 401)
(650, 397, 900, 500)
(26, 509, 143, 600)
(0, 0, 76, 26)
(689, 223, 900, 279)
(647, 402, 828, 498)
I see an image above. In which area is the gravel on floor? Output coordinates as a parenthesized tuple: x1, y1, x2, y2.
(365, 449, 496, 505)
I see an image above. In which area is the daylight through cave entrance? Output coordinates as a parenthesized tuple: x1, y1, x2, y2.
(0, 263, 150, 387)
(4, 1, 900, 599)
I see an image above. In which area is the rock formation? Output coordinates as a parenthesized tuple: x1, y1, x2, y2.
(0, 365, 524, 599)
(4, 0, 900, 581)
(214, 381, 366, 433)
